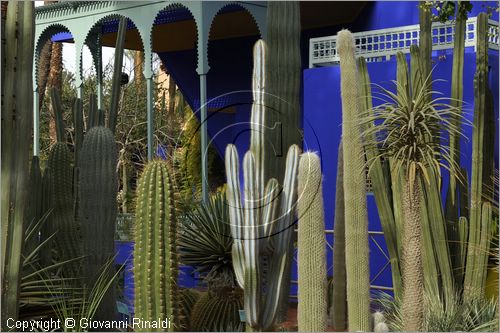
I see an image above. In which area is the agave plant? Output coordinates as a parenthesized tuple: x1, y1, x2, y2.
(377, 291, 499, 332)
(178, 189, 233, 280)
(362, 65, 466, 330)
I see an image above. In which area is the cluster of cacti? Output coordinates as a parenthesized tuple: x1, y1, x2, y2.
(190, 289, 243, 332)
(225, 39, 300, 331)
(133, 160, 179, 331)
(1, 2, 35, 327)
(331, 141, 347, 330)
(297, 152, 328, 331)
(336, 29, 371, 331)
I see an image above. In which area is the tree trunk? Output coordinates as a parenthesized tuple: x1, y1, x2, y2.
(134, 50, 143, 85)
(38, 41, 52, 110)
(47, 40, 62, 144)
(401, 177, 424, 332)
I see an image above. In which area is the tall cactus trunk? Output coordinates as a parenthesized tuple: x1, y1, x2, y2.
(358, 56, 402, 298)
(337, 29, 371, 332)
(264, 1, 302, 182)
(446, 2, 466, 219)
(134, 160, 179, 331)
(265, 4, 302, 320)
(79, 126, 118, 322)
(332, 141, 347, 331)
(401, 178, 424, 332)
(297, 152, 328, 332)
(1, 1, 34, 328)
(464, 13, 491, 302)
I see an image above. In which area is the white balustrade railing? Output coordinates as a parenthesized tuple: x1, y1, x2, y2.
(309, 16, 499, 68)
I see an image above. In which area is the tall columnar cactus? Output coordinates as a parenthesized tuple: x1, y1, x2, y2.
(48, 142, 81, 277)
(264, 4, 302, 318)
(331, 141, 347, 330)
(79, 126, 118, 321)
(134, 160, 178, 332)
(419, 1, 432, 92)
(264, 1, 302, 182)
(226, 40, 300, 331)
(297, 152, 328, 332)
(23, 157, 44, 263)
(445, 2, 467, 219)
(336, 29, 371, 331)
(358, 57, 402, 298)
(1, 1, 34, 327)
(464, 13, 492, 302)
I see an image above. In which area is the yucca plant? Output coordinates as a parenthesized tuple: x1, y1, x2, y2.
(178, 190, 233, 279)
(362, 62, 466, 330)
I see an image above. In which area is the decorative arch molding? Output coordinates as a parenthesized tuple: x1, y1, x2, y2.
(81, 14, 145, 78)
(33, 23, 74, 88)
(147, 2, 199, 78)
(205, 2, 265, 70)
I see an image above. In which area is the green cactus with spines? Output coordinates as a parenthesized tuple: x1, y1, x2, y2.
(358, 56, 402, 299)
(463, 12, 491, 303)
(190, 290, 243, 332)
(445, 1, 467, 220)
(332, 141, 347, 330)
(79, 126, 118, 321)
(226, 39, 300, 332)
(179, 288, 203, 331)
(48, 142, 81, 277)
(264, 4, 302, 318)
(297, 152, 328, 332)
(1, 2, 35, 326)
(23, 156, 44, 264)
(133, 160, 178, 332)
(336, 29, 371, 331)
(40, 166, 53, 268)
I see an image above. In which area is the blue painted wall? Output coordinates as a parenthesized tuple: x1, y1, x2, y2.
(303, 49, 499, 292)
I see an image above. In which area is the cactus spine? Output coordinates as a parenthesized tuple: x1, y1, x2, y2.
(79, 126, 118, 321)
(464, 13, 492, 302)
(336, 29, 371, 331)
(297, 152, 328, 332)
(331, 141, 347, 330)
(134, 160, 178, 331)
(226, 40, 300, 331)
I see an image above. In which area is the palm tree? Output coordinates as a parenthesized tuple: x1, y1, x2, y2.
(362, 52, 464, 331)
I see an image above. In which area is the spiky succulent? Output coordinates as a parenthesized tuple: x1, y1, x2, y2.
(178, 190, 233, 278)
(362, 69, 467, 190)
